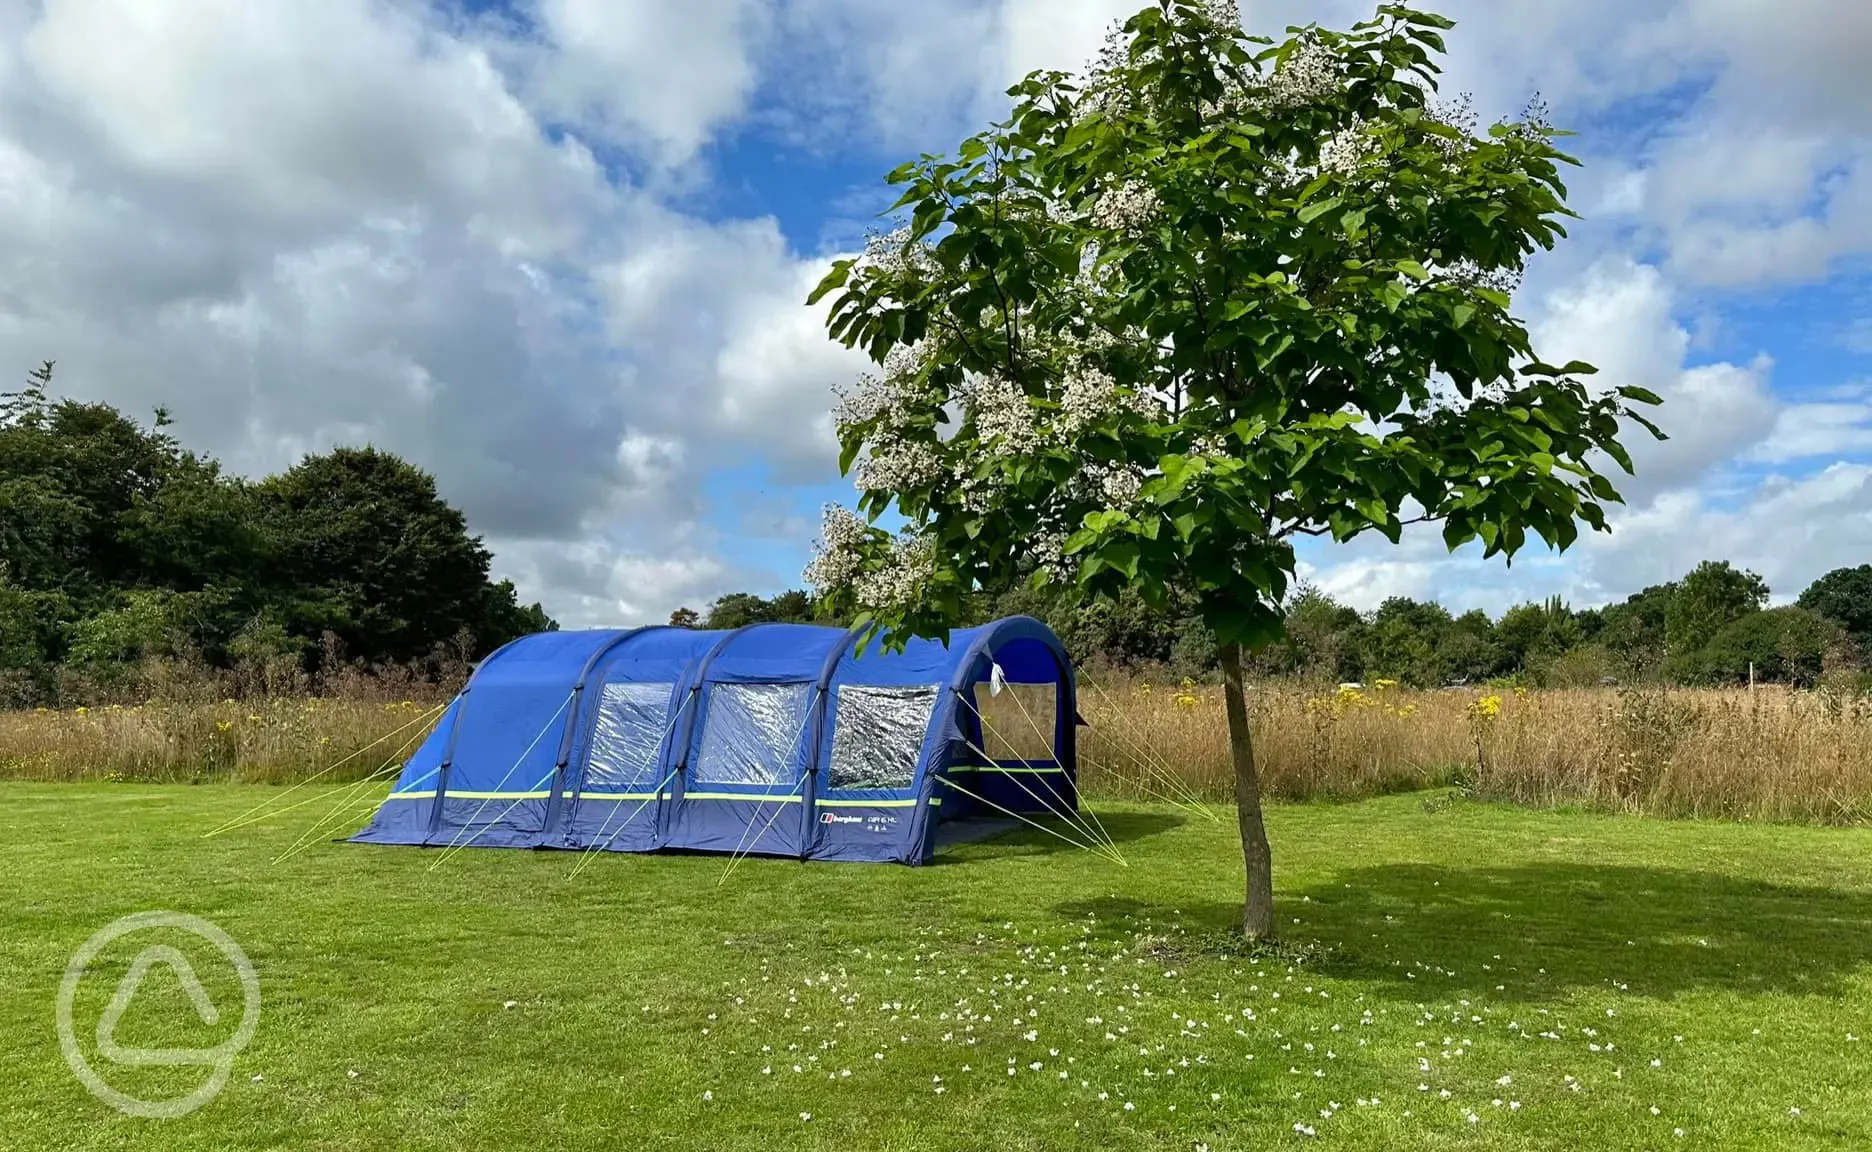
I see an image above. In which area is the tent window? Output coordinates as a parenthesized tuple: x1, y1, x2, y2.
(693, 683, 812, 786)
(828, 685, 940, 790)
(586, 682, 673, 788)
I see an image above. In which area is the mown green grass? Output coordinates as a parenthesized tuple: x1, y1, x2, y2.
(6, 784, 1872, 1150)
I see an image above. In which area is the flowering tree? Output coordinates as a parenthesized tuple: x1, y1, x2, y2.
(804, 0, 1662, 939)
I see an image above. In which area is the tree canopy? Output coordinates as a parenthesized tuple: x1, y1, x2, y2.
(0, 363, 552, 702)
(806, 1, 1661, 655)
(803, 0, 1664, 938)
(694, 555, 1872, 691)
(1798, 565, 1872, 651)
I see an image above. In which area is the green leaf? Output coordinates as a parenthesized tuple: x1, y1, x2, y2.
(1395, 259, 1431, 282)
(1297, 196, 1343, 225)
(1451, 303, 1475, 329)
(1103, 539, 1141, 580)
(806, 261, 853, 306)
(1617, 385, 1664, 406)
(1627, 410, 1668, 441)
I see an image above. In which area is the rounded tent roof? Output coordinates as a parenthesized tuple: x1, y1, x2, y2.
(472, 616, 1072, 692)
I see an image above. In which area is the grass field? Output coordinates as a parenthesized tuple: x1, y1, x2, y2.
(7, 786, 1872, 1149)
(12, 682, 1872, 825)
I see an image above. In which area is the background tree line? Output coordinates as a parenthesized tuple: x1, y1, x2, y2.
(676, 556, 1872, 691)
(0, 363, 552, 705)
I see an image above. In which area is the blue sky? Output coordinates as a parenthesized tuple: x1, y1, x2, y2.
(1, 0, 1868, 625)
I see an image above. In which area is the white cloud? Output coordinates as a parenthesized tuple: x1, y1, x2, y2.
(2, 0, 1868, 633)
(1580, 464, 1872, 602)
(593, 209, 862, 476)
(511, 0, 769, 166)
(493, 536, 744, 627)
(1532, 258, 1778, 502)
(1747, 385, 1872, 464)
(0, 0, 859, 629)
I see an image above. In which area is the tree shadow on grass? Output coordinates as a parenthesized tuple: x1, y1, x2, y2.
(1058, 862, 1872, 1002)
(929, 810, 1187, 864)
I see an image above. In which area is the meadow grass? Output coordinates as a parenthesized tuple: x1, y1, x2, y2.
(7, 784, 1872, 1150)
(985, 680, 1872, 823)
(9, 680, 1872, 823)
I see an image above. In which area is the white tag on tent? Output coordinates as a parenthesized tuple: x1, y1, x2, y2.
(989, 662, 1006, 697)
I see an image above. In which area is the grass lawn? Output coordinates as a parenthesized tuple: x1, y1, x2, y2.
(6, 785, 1872, 1150)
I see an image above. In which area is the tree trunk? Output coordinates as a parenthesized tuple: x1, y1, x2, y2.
(1221, 642, 1275, 941)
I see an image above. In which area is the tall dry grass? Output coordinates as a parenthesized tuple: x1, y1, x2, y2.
(8, 671, 1872, 825)
(1046, 679, 1872, 824)
(0, 697, 450, 785)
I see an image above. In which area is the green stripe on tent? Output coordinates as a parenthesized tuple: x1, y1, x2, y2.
(683, 792, 803, 803)
(818, 797, 918, 808)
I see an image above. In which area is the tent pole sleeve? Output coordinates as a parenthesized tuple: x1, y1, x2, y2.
(543, 626, 663, 840)
(798, 624, 867, 859)
(424, 635, 527, 842)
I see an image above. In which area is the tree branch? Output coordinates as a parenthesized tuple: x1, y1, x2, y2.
(1275, 511, 1440, 540)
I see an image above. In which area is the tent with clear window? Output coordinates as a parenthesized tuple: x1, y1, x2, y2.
(350, 616, 1078, 864)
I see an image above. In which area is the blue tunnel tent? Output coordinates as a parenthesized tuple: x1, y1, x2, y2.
(351, 616, 1078, 865)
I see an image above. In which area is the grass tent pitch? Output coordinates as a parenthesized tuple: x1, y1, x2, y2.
(352, 616, 1078, 864)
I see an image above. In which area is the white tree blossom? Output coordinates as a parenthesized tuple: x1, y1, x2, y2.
(1318, 117, 1378, 175)
(857, 226, 938, 283)
(1255, 38, 1340, 109)
(803, 504, 869, 594)
(961, 373, 1043, 455)
(853, 532, 936, 610)
(1198, 0, 1242, 30)
(1191, 434, 1230, 460)
(1090, 180, 1161, 232)
(834, 339, 935, 435)
(855, 439, 945, 493)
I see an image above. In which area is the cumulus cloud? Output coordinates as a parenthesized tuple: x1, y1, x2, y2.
(1, 0, 1867, 632)
(1747, 383, 1872, 465)
(1531, 258, 1778, 503)
(0, 0, 864, 627)
(504, 0, 770, 167)
(1581, 465, 1872, 602)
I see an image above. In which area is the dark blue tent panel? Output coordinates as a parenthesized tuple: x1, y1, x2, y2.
(352, 616, 1076, 864)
